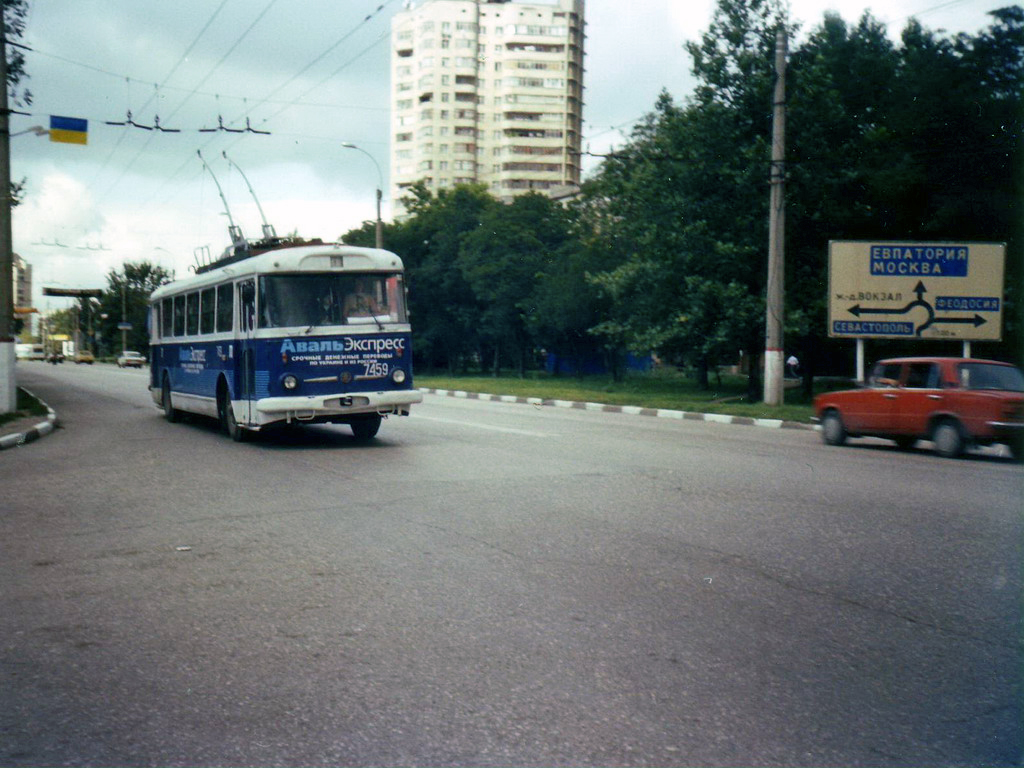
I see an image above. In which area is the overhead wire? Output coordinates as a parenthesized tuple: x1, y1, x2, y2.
(581, 0, 998, 156)
(86, 0, 233, 197)
(161, 0, 283, 123)
(883, 0, 991, 27)
(21, 45, 387, 113)
(136, 1, 397, 218)
(141, 0, 233, 117)
(223, 0, 397, 126)
(95, 0, 284, 204)
(219, 28, 391, 156)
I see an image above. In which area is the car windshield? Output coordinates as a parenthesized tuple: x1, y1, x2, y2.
(258, 273, 407, 329)
(957, 362, 1024, 391)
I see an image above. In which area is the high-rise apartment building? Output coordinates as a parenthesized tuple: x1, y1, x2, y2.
(13, 254, 31, 310)
(12, 254, 33, 334)
(390, 0, 584, 216)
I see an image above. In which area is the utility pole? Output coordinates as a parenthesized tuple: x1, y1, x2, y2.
(0, 10, 17, 413)
(763, 28, 787, 407)
(121, 279, 127, 356)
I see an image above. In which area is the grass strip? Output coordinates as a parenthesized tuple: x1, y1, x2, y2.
(417, 370, 817, 423)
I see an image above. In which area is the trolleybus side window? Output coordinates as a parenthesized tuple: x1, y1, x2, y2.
(161, 298, 172, 338)
(200, 287, 216, 334)
(173, 295, 186, 336)
(240, 280, 256, 332)
(186, 292, 200, 336)
(216, 283, 233, 333)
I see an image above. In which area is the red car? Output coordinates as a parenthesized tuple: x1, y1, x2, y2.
(814, 357, 1024, 459)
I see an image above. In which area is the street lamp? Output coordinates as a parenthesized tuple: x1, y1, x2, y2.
(341, 142, 384, 249)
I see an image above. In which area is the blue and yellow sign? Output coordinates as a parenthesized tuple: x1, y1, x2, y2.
(828, 241, 1005, 341)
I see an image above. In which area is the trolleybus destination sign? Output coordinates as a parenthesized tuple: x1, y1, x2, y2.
(827, 241, 1005, 341)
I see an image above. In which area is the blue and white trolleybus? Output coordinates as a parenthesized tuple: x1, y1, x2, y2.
(149, 239, 422, 440)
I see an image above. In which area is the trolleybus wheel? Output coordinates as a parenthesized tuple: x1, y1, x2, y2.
(350, 414, 382, 440)
(162, 375, 178, 423)
(218, 383, 247, 442)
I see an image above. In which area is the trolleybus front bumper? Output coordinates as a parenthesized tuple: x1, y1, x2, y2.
(255, 388, 423, 425)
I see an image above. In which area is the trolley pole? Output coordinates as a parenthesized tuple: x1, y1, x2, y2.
(763, 28, 787, 407)
(0, 13, 17, 413)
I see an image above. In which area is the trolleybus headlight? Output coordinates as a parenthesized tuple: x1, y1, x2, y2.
(391, 368, 407, 384)
(282, 374, 299, 391)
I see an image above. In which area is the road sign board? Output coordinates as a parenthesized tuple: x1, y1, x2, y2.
(42, 287, 102, 298)
(117, 322, 133, 331)
(828, 241, 1005, 341)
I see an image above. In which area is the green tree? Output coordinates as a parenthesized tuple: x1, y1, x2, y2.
(4, 0, 31, 206)
(782, 11, 902, 389)
(96, 261, 174, 356)
(527, 196, 618, 377)
(459, 192, 572, 376)
(45, 306, 76, 347)
(3, 0, 31, 105)
(784, 7, 1023, 369)
(585, 0, 1024, 399)
(585, 0, 785, 393)
(365, 183, 496, 373)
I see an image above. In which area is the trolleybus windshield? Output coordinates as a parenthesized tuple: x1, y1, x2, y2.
(258, 272, 407, 329)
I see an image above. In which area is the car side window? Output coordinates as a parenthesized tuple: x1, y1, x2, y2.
(869, 362, 902, 388)
(906, 363, 938, 389)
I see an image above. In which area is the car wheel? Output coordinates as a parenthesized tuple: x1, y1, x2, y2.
(821, 411, 847, 446)
(932, 421, 964, 459)
(1007, 439, 1022, 462)
(162, 375, 178, 423)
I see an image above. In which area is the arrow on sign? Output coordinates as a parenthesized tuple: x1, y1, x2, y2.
(846, 281, 988, 335)
(932, 314, 987, 328)
(848, 304, 898, 317)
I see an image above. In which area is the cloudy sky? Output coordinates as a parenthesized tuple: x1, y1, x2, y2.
(10, 0, 1004, 312)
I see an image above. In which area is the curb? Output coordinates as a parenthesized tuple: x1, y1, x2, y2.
(0, 389, 59, 451)
(419, 388, 816, 431)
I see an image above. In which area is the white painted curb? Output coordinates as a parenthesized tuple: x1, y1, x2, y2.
(0, 389, 58, 451)
(418, 388, 816, 431)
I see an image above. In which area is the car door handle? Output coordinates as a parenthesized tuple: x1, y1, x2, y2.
(928, 394, 942, 400)
(883, 394, 898, 399)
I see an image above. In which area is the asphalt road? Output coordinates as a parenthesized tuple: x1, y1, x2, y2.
(2, 363, 1021, 767)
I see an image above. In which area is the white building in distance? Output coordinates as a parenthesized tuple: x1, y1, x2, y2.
(13, 254, 33, 334)
(390, 0, 584, 216)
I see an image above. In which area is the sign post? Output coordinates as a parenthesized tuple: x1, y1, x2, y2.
(43, 288, 103, 362)
(828, 241, 1005, 380)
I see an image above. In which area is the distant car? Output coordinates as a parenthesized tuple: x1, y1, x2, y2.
(16, 344, 45, 360)
(73, 350, 95, 365)
(117, 351, 146, 368)
(814, 357, 1024, 459)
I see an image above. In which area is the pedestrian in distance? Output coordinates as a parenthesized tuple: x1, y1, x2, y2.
(787, 354, 799, 379)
